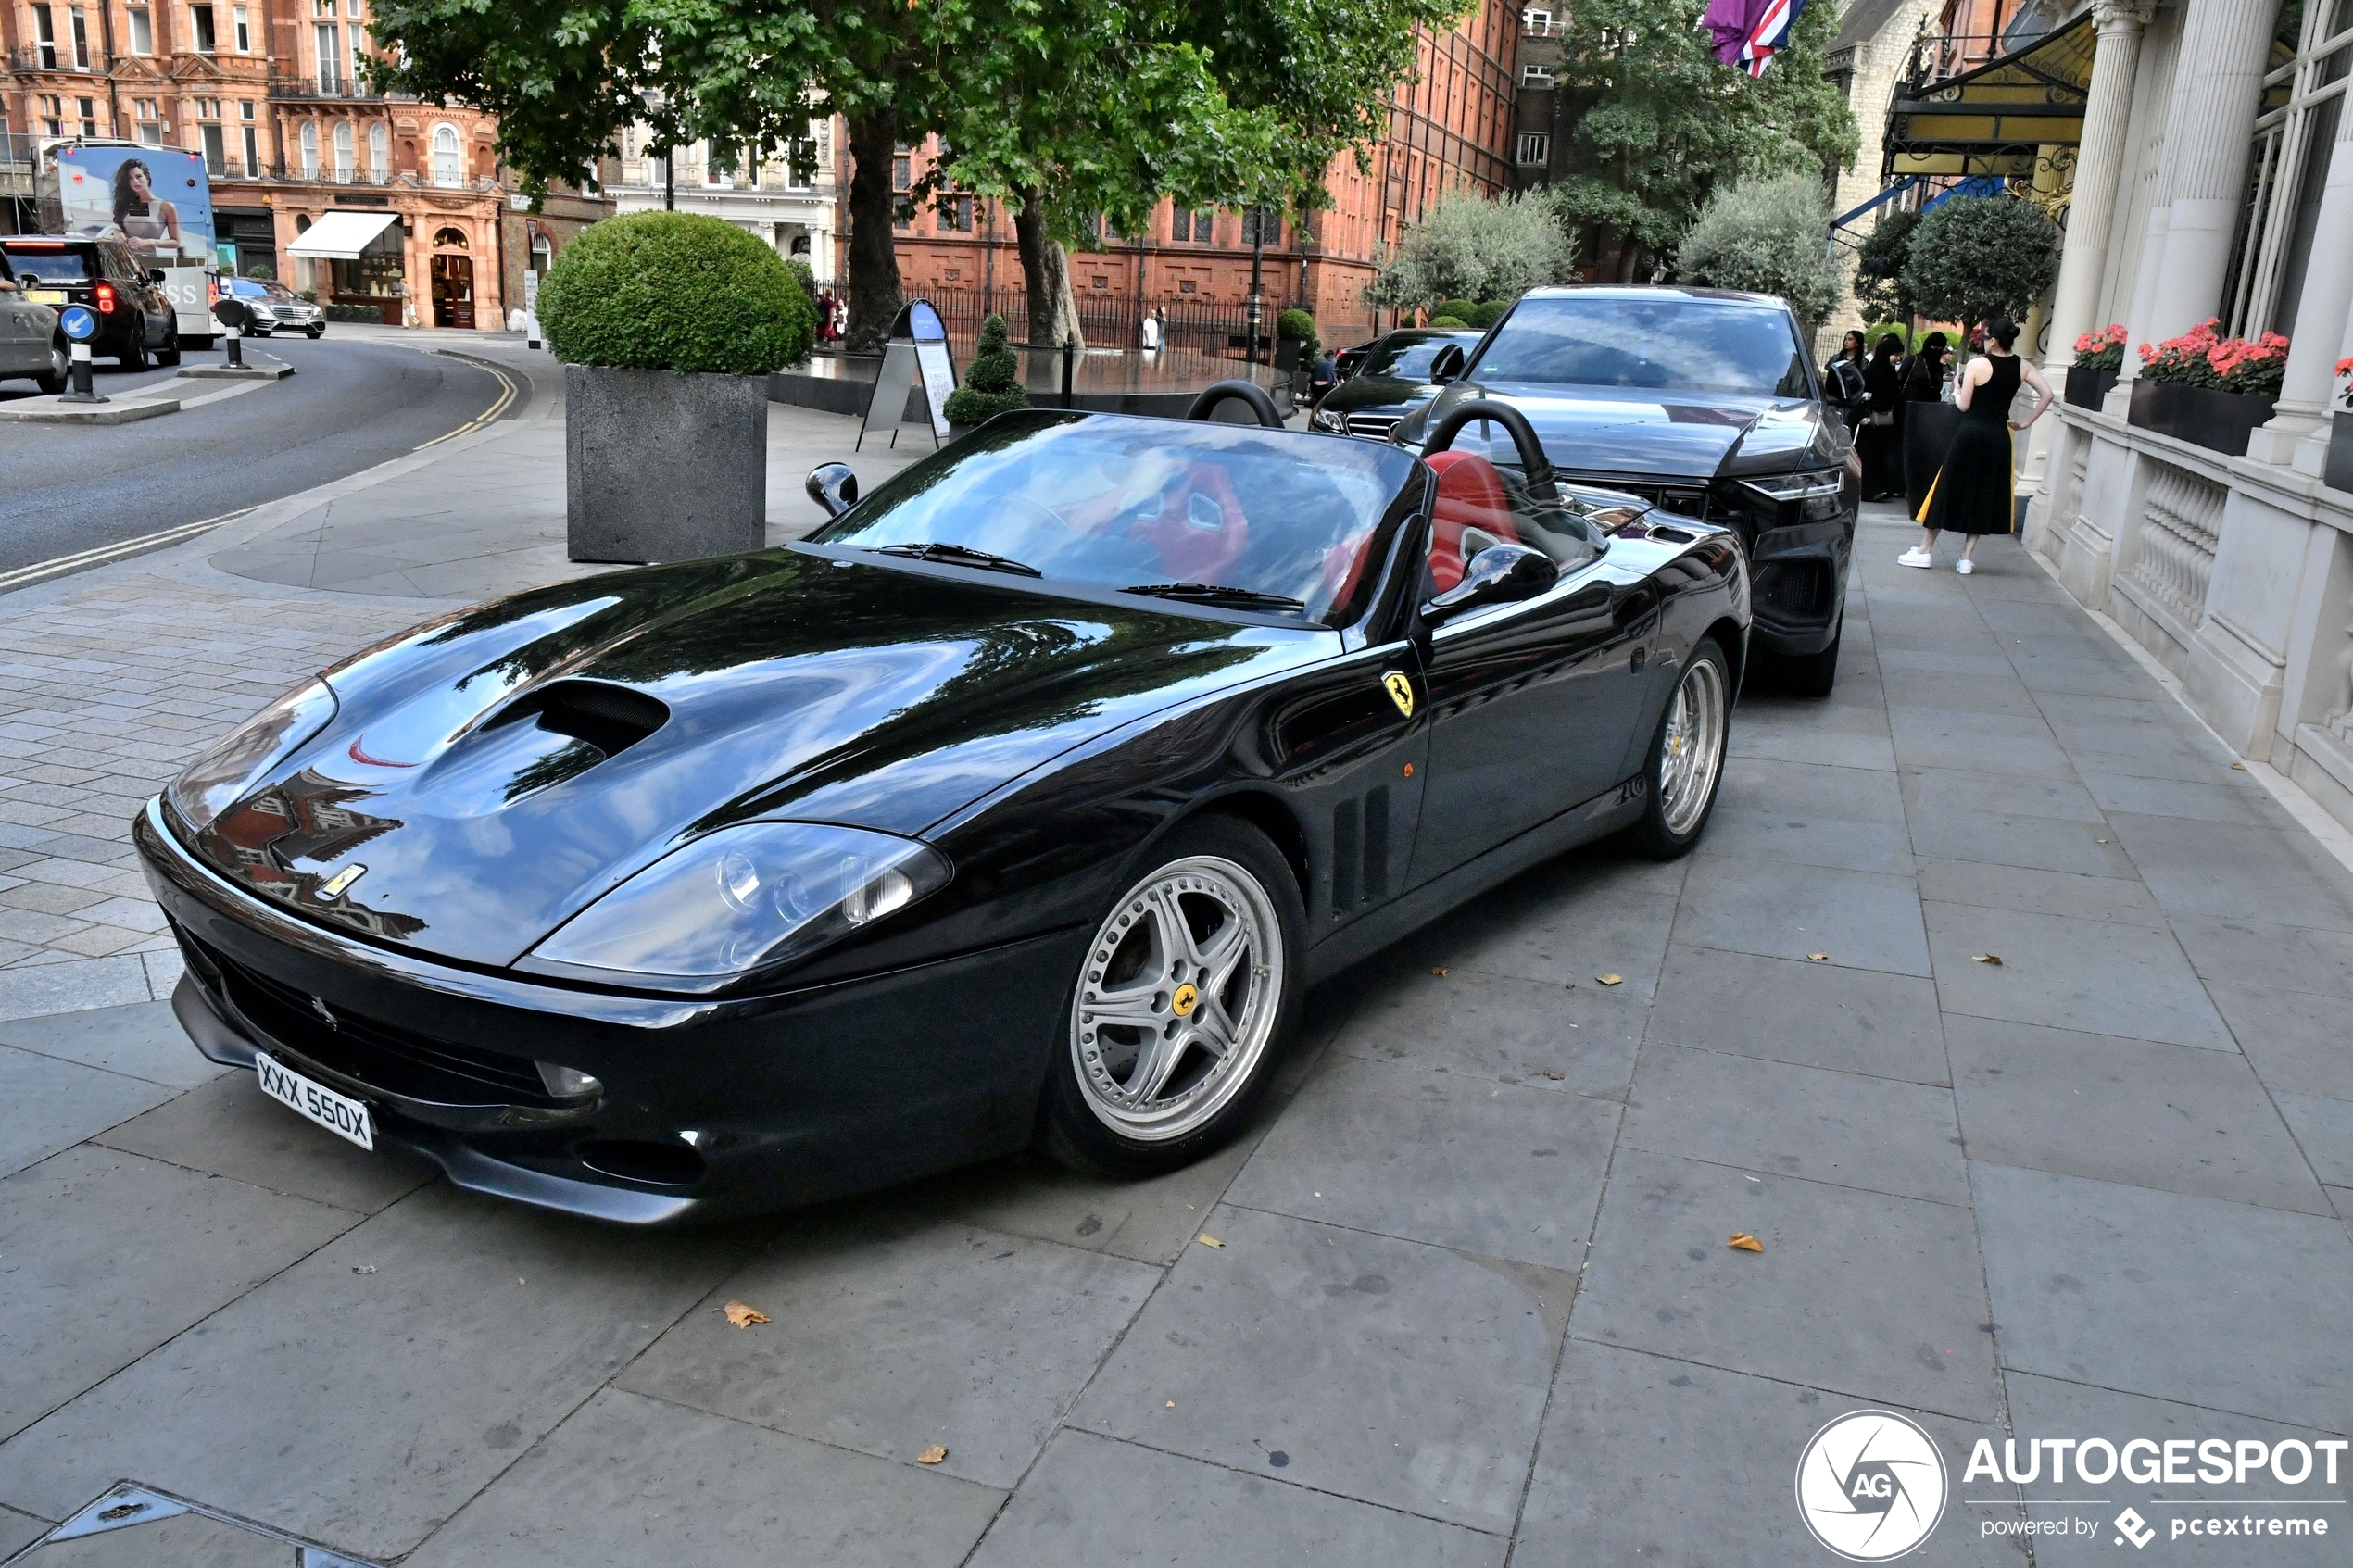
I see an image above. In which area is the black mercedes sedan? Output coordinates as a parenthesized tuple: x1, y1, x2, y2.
(1308, 328, 1484, 443)
(1394, 286, 1857, 695)
(138, 398, 1747, 1223)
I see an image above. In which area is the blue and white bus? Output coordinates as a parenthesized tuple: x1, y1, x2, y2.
(37, 140, 221, 347)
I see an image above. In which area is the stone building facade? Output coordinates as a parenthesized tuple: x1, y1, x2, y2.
(0, 0, 609, 328)
(2023, 0, 2353, 833)
(609, 119, 840, 279)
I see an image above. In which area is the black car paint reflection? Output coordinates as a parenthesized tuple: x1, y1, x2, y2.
(139, 410, 1747, 1222)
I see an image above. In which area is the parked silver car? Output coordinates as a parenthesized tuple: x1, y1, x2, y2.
(0, 249, 68, 393)
(222, 277, 326, 338)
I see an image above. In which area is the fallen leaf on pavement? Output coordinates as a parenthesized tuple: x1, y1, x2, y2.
(918, 1446, 948, 1465)
(1541, 1069, 1565, 1081)
(722, 1300, 770, 1328)
(1198, 1235, 1224, 1248)
(351, 1265, 375, 1275)
(1806, 953, 1829, 962)
(1728, 1233, 1765, 1253)
(1971, 954, 2004, 966)
(2233, 762, 2247, 771)
(1429, 966, 1450, 976)
(1596, 972, 1623, 986)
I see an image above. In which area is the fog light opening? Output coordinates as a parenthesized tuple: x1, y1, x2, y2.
(577, 1139, 705, 1187)
(536, 1061, 604, 1100)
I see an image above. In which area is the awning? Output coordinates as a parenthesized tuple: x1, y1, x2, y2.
(1883, 13, 2095, 181)
(286, 210, 401, 259)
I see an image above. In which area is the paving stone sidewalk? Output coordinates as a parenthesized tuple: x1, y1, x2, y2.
(2, 457, 2350, 1563)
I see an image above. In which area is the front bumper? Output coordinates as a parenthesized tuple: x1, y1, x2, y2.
(1744, 517, 1852, 657)
(135, 798, 1078, 1223)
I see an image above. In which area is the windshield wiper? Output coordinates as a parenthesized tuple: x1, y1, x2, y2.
(1119, 582, 1306, 610)
(871, 541, 1042, 577)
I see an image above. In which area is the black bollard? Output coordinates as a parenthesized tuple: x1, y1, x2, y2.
(1061, 333, 1076, 410)
(225, 324, 245, 368)
(59, 339, 105, 405)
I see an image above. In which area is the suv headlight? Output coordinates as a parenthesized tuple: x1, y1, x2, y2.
(167, 678, 337, 834)
(521, 821, 952, 989)
(1738, 469, 1846, 523)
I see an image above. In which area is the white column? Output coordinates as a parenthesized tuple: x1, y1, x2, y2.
(2046, 0, 2156, 366)
(2134, 0, 2279, 345)
(2248, 105, 2353, 467)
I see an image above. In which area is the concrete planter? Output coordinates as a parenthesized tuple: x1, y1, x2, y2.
(2063, 364, 2118, 410)
(2327, 414, 2353, 495)
(566, 365, 767, 564)
(2126, 378, 2277, 458)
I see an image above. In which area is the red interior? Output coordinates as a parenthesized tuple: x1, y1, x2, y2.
(1426, 450, 1520, 593)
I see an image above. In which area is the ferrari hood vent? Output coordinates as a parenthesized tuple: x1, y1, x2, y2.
(484, 680, 669, 759)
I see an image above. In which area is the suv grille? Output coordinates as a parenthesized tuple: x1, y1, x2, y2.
(182, 928, 556, 1107)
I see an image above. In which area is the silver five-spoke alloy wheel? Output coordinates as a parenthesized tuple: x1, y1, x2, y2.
(1071, 855, 1282, 1142)
(1658, 655, 1728, 837)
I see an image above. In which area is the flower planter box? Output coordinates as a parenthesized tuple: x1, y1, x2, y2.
(2328, 415, 2353, 495)
(566, 365, 768, 564)
(2064, 365, 2118, 410)
(2126, 378, 2278, 458)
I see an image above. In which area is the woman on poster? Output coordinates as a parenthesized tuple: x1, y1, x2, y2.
(110, 159, 184, 265)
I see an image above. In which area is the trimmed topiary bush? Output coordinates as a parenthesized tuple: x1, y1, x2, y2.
(1436, 298, 1478, 325)
(540, 211, 814, 374)
(1277, 307, 1319, 362)
(943, 313, 1029, 426)
(1468, 299, 1511, 327)
(1428, 315, 1470, 329)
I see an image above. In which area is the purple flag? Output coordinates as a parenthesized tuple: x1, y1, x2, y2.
(1702, 0, 1808, 77)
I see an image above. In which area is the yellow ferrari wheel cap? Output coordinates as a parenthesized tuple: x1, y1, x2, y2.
(1381, 671, 1415, 718)
(1171, 982, 1200, 1017)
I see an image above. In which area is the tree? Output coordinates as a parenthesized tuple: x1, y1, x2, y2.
(1365, 187, 1577, 313)
(1673, 171, 1841, 329)
(1551, 0, 1857, 282)
(1899, 195, 2061, 351)
(1849, 207, 1919, 325)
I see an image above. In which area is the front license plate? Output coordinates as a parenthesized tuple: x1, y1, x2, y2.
(27, 289, 65, 304)
(257, 1052, 374, 1150)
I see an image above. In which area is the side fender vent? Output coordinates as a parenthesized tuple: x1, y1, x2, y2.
(1331, 784, 1392, 916)
(488, 681, 670, 760)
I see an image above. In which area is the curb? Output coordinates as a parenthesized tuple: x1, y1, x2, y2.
(0, 395, 180, 424)
(178, 363, 295, 381)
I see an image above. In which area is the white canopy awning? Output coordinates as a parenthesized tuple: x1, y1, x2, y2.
(285, 210, 401, 259)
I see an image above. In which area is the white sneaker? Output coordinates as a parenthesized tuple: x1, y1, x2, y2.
(1957, 558, 1975, 575)
(1897, 548, 1932, 569)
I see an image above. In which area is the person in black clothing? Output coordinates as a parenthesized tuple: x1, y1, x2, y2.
(1899, 317, 2054, 574)
(1905, 332, 1951, 403)
(1827, 331, 1869, 433)
(1856, 333, 1907, 500)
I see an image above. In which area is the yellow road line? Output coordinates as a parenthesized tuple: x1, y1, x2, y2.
(414, 358, 519, 450)
(0, 505, 259, 594)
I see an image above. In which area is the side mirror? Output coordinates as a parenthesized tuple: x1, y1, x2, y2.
(1428, 344, 1466, 385)
(805, 462, 859, 519)
(1421, 543, 1558, 623)
(147, 269, 168, 285)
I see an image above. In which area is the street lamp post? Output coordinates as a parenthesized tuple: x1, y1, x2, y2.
(1246, 207, 1266, 369)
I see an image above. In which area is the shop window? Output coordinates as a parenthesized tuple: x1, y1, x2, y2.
(2221, 0, 2353, 337)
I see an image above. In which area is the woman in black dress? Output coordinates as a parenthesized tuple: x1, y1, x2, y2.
(1898, 317, 2053, 575)
(1856, 334, 1907, 500)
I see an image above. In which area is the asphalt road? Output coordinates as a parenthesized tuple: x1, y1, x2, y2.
(0, 333, 514, 580)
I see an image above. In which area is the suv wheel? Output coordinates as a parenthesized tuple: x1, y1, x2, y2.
(156, 325, 181, 367)
(118, 328, 149, 371)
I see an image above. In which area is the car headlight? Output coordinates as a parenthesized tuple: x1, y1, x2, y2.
(522, 821, 952, 988)
(1738, 470, 1846, 523)
(167, 678, 337, 834)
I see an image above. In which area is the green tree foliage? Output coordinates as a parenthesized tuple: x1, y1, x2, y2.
(1468, 299, 1511, 326)
(538, 211, 813, 373)
(1899, 196, 2061, 345)
(1552, 0, 1857, 280)
(1674, 171, 1841, 327)
(1365, 188, 1577, 312)
(1850, 208, 1919, 324)
(1276, 307, 1319, 359)
(1428, 316, 1470, 328)
(943, 314, 1031, 426)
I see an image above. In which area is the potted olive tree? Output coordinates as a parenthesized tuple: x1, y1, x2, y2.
(540, 212, 815, 563)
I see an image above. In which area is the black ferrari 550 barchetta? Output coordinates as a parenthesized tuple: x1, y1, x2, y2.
(137, 392, 1749, 1223)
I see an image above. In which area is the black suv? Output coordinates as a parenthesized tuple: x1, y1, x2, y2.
(0, 236, 180, 369)
(1395, 286, 1859, 695)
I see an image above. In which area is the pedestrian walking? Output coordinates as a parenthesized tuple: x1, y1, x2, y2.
(1898, 317, 2053, 575)
(1856, 333, 1906, 500)
(1141, 308, 1163, 353)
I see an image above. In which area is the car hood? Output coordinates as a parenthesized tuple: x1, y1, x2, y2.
(182, 550, 1326, 966)
(1320, 374, 1442, 417)
(1414, 380, 1839, 480)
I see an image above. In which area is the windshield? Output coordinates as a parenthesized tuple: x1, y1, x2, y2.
(1473, 295, 1812, 398)
(1359, 334, 1471, 380)
(1, 245, 93, 282)
(812, 412, 1421, 623)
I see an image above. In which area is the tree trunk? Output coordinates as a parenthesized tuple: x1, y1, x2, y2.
(1014, 189, 1085, 351)
(844, 108, 903, 357)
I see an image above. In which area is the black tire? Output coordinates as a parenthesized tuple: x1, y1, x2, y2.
(1040, 815, 1305, 1178)
(34, 344, 67, 395)
(156, 325, 181, 367)
(1624, 634, 1733, 860)
(1775, 620, 1842, 698)
(118, 328, 149, 370)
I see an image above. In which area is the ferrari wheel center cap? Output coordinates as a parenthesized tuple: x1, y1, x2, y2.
(1170, 983, 1200, 1018)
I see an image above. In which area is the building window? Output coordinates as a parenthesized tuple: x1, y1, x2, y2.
(1240, 207, 1279, 247)
(333, 120, 354, 182)
(300, 120, 320, 178)
(939, 194, 973, 232)
(1523, 7, 1557, 35)
(133, 98, 162, 144)
(370, 120, 388, 177)
(1516, 132, 1552, 166)
(39, 95, 63, 138)
(244, 119, 261, 178)
(77, 96, 97, 137)
(314, 0, 336, 12)
(2221, 0, 2353, 338)
(233, 4, 251, 50)
(69, 6, 93, 69)
(891, 153, 912, 193)
(431, 123, 461, 187)
(1173, 207, 1214, 243)
(191, 4, 217, 53)
(1520, 63, 1554, 88)
(785, 134, 816, 191)
(316, 23, 343, 92)
(32, 6, 57, 69)
(127, 6, 153, 53)
(434, 225, 466, 248)
(202, 122, 226, 175)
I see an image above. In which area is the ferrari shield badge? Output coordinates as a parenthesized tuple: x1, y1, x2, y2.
(1381, 671, 1416, 719)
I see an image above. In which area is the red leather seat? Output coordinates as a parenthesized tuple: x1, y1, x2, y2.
(1425, 450, 1520, 593)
